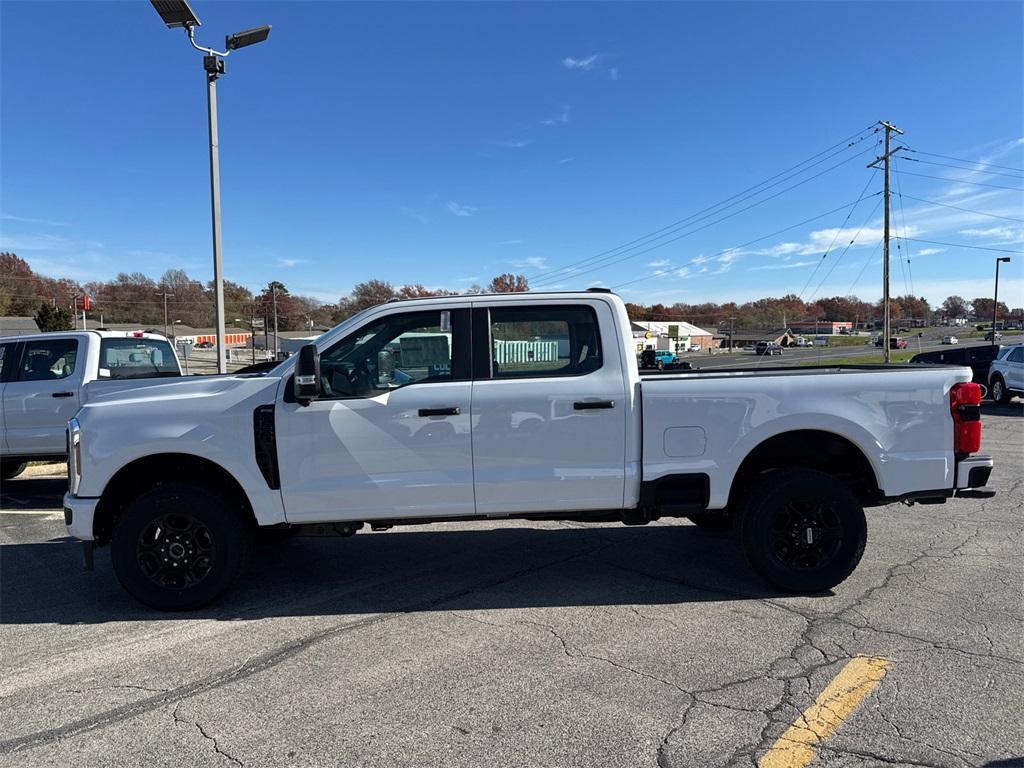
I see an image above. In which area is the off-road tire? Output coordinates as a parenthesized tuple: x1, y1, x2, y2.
(737, 468, 867, 593)
(111, 483, 252, 611)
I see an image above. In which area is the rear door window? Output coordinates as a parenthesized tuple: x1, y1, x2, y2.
(486, 305, 602, 378)
(19, 338, 79, 381)
(99, 338, 181, 379)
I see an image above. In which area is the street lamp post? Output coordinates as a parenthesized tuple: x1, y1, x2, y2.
(993, 257, 1011, 346)
(149, 1, 271, 373)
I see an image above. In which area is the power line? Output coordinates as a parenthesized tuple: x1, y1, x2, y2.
(895, 170, 1024, 192)
(893, 158, 914, 296)
(845, 237, 885, 295)
(798, 169, 878, 299)
(534, 142, 881, 287)
(611, 195, 879, 290)
(897, 194, 1024, 223)
(807, 195, 883, 302)
(527, 125, 880, 285)
(899, 237, 1024, 254)
(900, 156, 1024, 181)
(901, 148, 1024, 174)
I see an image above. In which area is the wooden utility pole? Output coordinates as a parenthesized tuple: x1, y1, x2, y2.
(156, 292, 175, 339)
(868, 121, 904, 363)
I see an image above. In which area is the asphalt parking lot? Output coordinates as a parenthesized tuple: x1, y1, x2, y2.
(1, 405, 1021, 768)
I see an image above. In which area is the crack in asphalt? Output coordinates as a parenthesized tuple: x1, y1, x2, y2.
(172, 703, 244, 767)
(0, 541, 609, 755)
(651, 518, 1017, 768)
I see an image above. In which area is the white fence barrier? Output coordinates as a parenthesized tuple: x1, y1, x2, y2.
(493, 339, 559, 365)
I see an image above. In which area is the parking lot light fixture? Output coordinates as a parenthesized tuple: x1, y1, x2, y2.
(993, 257, 1011, 347)
(148, 0, 271, 373)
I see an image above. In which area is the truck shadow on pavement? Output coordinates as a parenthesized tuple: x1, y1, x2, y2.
(0, 511, 802, 624)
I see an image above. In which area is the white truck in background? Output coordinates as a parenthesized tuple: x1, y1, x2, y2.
(61, 291, 995, 610)
(0, 330, 182, 478)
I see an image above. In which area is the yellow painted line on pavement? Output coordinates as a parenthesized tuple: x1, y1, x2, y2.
(758, 655, 890, 768)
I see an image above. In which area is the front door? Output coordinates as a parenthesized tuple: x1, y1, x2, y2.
(277, 307, 475, 522)
(470, 300, 628, 515)
(3, 337, 83, 457)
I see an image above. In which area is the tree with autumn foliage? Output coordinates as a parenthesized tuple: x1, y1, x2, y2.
(487, 273, 529, 293)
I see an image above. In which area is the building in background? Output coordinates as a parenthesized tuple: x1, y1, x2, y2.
(0, 316, 41, 337)
(788, 320, 854, 335)
(630, 320, 714, 355)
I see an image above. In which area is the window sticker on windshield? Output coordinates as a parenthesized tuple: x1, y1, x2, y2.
(99, 368, 111, 378)
(439, 311, 451, 333)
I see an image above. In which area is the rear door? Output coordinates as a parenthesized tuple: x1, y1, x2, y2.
(470, 300, 628, 515)
(2, 336, 83, 456)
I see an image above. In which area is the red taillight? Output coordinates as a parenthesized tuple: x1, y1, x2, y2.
(132, 331, 144, 338)
(950, 382, 982, 455)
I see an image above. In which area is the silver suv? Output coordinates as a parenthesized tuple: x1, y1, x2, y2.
(988, 343, 1024, 403)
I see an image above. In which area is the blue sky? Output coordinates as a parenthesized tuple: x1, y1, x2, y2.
(2, 1, 1022, 308)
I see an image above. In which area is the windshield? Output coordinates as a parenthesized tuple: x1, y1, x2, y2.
(98, 337, 181, 379)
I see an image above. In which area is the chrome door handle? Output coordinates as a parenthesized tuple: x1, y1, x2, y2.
(418, 407, 460, 417)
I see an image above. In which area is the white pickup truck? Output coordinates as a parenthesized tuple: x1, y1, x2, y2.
(61, 291, 995, 610)
(0, 330, 181, 478)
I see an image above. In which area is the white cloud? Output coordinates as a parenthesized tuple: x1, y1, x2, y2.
(447, 201, 477, 217)
(277, 258, 309, 268)
(495, 239, 523, 246)
(959, 226, 1023, 241)
(609, 67, 620, 81)
(1, 213, 69, 227)
(562, 55, 598, 71)
(558, 157, 574, 165)
(398, 205, 429, 224)
(675, 267, 691, 278)
(540, 107, 570, 126)
(750, 260, 818, 271)
(0, 232, 71, 251)
(513, 256, 548, 269)
(915, 248, 945, 256)
(456, 276, 481, 283)
(496, 138, 532, 149)
(647, 259, 671, 268)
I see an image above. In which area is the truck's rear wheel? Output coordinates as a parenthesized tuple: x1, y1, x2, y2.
(737, 469, 866, 592)
(111, 483, 252, 611)
(0, 460, 28, 480)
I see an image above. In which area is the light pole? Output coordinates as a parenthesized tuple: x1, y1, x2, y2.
(150, 1, 271, 373)
(993, 257, 1011, 346)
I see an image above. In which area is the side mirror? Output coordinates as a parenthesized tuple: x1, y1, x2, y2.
(295, 344, 321, 406)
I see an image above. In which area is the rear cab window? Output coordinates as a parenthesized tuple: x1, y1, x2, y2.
(19, 338, 79, 381)
(99, 337, 180, 379)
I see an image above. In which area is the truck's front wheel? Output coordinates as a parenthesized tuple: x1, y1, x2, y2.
(111, 483, 252, 611)
(737, 469, 866, 592)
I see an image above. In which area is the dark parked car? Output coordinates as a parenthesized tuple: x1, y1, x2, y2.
(910, 344, 1002, 386)
(195, 340, 215, 349)
(985, 331, 1003, 342)
(755, 341, 783, 356)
